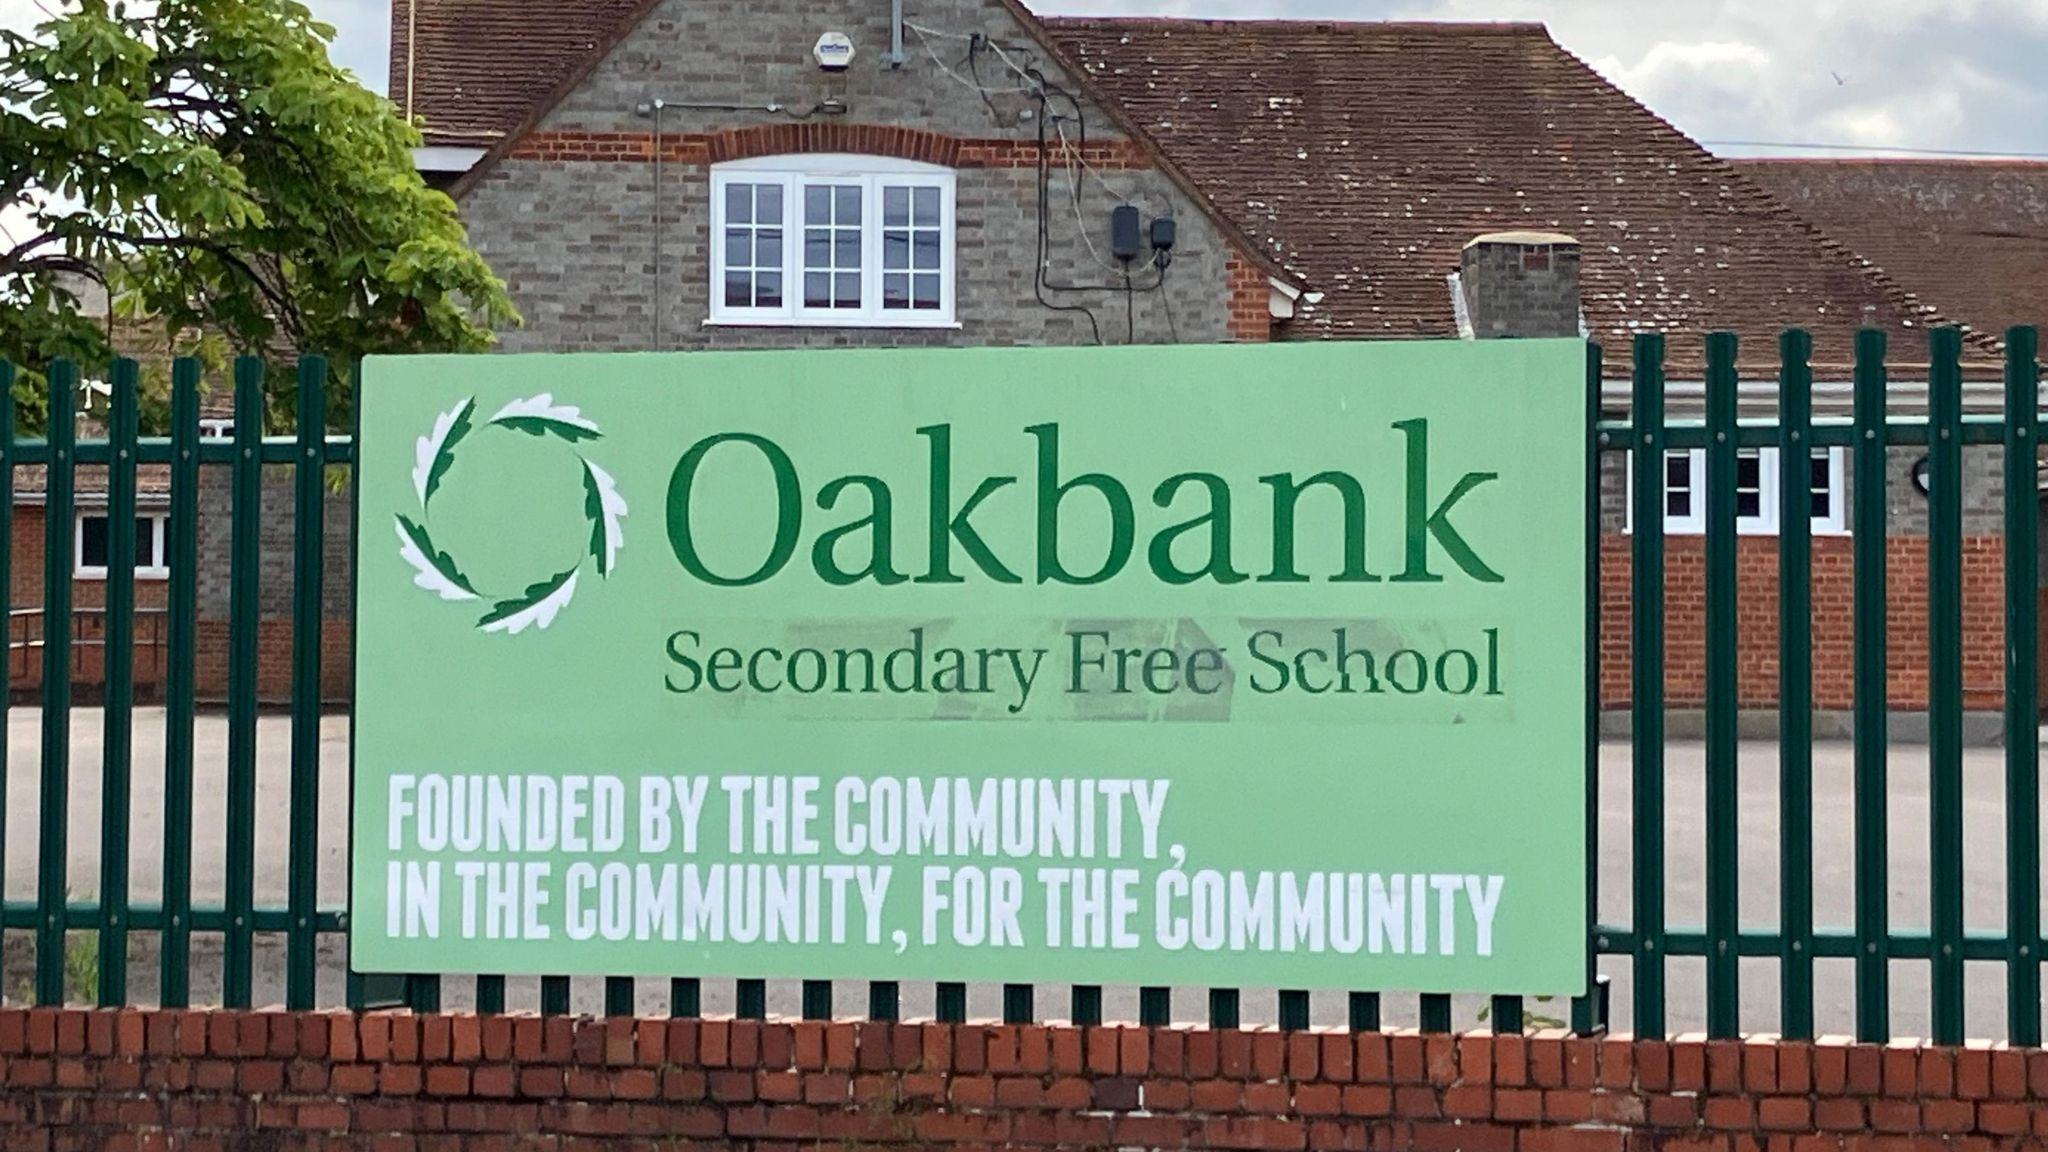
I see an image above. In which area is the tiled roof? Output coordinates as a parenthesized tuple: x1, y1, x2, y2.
(389, 0, 648, 147)
(1731, 158, 2048, 343)
(1038, 19, 1981, 370)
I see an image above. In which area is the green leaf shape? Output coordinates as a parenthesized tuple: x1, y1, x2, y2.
(422, 398, 473, 507)
(476, 566, 578, 629)
(582, 462, 608, 574)
(396, 514, 480, 597)
(493, 415, 603, 444)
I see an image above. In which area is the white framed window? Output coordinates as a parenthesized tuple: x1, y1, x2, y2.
(1627, 448, 1848, 536)
(709, 154, 957, 328)
(76, 511, 171, 579)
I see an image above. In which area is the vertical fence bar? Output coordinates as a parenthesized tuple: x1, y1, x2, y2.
(1419, 994, 1452, 1033)
(1927, 327, 1966, 1046)
(1138, 986, 1170, 1027)
(802, 980, 832, 1021)
(1208, 989, 1240, 1030)
(936, 982, 967, 1024)
(1070, 986, 1102, 1027)
(161, 359, 199, 1008)
(35, 360, 76, 1006)
(606, 977, 635, 1017)
(1777, 329, 1815, 1040)
(1703, 331, 1740, 1038)
(475, 976, 505, 1015)
(97, 358, 140, 1007)
(1003, 984, 1033, 1025)
(540, 976, 571, 1015)
(0, 362, 11, 970)
(736, 978, 766, 1020)
(1491, 996, 1523, 1035)
(1278, 990, 1310, 1032)
(672, 978, 701, 1018)
(1349, 992, 1380, 1032)
(1851, 328, 1890, 1043)
(1629, 333, 1668, 1037)
(865, 981, 895, 1023)
(222, 356, 264, 1009)
(2004, 325, 2042, 1047)
(287, 356, 326, 1011)
(1574, 341, 1604, 1037)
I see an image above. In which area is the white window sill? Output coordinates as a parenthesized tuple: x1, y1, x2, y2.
(75, 569, 171, 581)
(704, 316, 962, 331)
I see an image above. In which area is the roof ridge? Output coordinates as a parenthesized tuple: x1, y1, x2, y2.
(1038, 17, 1550, 33)
(1732, 156, 2048, 170)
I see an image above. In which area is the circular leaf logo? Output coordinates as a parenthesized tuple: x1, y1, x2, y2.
(395, 394, 627, 634)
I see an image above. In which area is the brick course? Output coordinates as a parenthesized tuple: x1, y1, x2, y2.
(0, 1008, 2037, 1150)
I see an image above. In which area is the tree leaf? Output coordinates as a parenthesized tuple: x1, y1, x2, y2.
(395, 515, 479, 601)
(487, 394, 602, 443)
(477, 567, 580, 635)
(412, 396, 474, 508)
(579, 457, 628, 576)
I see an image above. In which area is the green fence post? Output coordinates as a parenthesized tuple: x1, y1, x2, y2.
(737, 978, 766, 1020)
(1777, 329, 1815, 1040)
(2004, 325, 2041, 1047)
(606, 976, 635, 1017)
(936, 982, 967, 1024)
(1278, 990, 1311, 1033)
(1208, 988, 1240, 1030)
(161, 358, 200, 1008)
(1851, 328, 1890, 1044)
(223, 356, 264, 1008)
(97, 358, 140, 1007)
(1574, 341, 1605, 1037)
(1070, 985, 1101, 1027)
(1348, 992, 1380, 1032)
(1629, 333, 1668, 1037)
(475, 976, 506, 1015)
(1003, 984, 1033, 1025)
(1703, 331, 1740, 1039)
(865, 981, 895, 1022)
(1138, 986, 1170, 1027)
(36, 359, 77, 1006)
(288, 356, 326, 1011)
(541, 976, 571, 1015)
(673, 978, 702, 1018)
(0, 361, 11, 961)
(802, 980, 832, 1022)
(1927, 327, 1966, 1046)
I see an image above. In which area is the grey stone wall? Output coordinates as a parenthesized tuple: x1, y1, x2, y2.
(456, 0, 1236, 353)
(1461, 239, 1581, 339)
(196, 465, 354, 619)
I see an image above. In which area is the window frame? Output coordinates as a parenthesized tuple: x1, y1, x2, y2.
(1625, 447, 1848, 537)
(708, 154, 959, 329)
(75, 510, 171, 580)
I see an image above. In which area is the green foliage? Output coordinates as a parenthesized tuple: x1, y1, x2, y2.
(65, 931, 100, 1005)
(1, 0, 519, 431)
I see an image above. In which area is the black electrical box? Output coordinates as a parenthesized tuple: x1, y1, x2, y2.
(1149, 216, 1176, 254)
(1110, 204, 1142, 262)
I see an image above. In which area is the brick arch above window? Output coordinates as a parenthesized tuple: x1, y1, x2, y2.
(706, 124, 963, 168)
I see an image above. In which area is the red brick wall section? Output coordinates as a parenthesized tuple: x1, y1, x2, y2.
(1600, 535, 2009, 711)
(0, 1008, 2041, 1151)
(1225, 254, 1271, 343)
(506, 126, 1152, 170)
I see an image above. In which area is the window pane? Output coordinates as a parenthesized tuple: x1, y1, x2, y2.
(805, 272, 830, 308)
(724, 271, 752, 308)
(80, 516, 109, 568)
(1736, 452, 1761, 490)
(1737, 489, 1760, 518)
(884, 187, 909, 227)
(834, 273, 860, 308)
(1666, 490, 1691, 518)
(834, 231, 860, 268)
(724, 228, 750, 267)
(757, 183, 783, 222)
(726, 183, 752, 225)
(1811, 453, 1832, 518)
(1665, 454, 1689, 491)
(884, 272, 910, 309)
(913, 186, 940, 226)
(757, 272, 782, 309)
(135, 518, 154, 567)
(914, 273, 940, 309)
(913, 231, 940, 270)
(805, 229, 830, 268)
(756, 229, 782, 269)
(805, 185, 830, 224)
(883, 232, 909, 270)
(835, 185, 861, 223)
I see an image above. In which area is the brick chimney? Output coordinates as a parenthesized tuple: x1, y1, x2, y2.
(1458, 231, 1581, 338)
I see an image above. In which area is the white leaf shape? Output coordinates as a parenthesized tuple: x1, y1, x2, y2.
(412, 398, 474, 507)
(395, 517, 479, 601)
(487, 394, 600, 435)
(582, 458, 628, 575)
(481, 568, 579, 635)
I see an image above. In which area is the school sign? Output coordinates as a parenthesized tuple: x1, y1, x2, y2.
(350, 341, 1588, 994)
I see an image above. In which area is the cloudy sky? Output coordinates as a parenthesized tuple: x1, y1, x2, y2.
(5, 0, 2048, 157)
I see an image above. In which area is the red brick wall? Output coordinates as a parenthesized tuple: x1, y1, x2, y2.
(6, 505, 175, 697)
(505, 125, 1153, 170)
(1225, 254, 1271, 343)
(1599, 535, 2013, 711)
(0, 1008, 2039, 1151)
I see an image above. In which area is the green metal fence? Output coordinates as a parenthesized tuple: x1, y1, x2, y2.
(0, 330, 2041, 1044)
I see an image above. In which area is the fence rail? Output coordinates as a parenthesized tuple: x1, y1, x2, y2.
(0, 334, 2043, 1043)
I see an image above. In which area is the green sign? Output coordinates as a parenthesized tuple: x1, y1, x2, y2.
(351, 340, 1587, 994)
